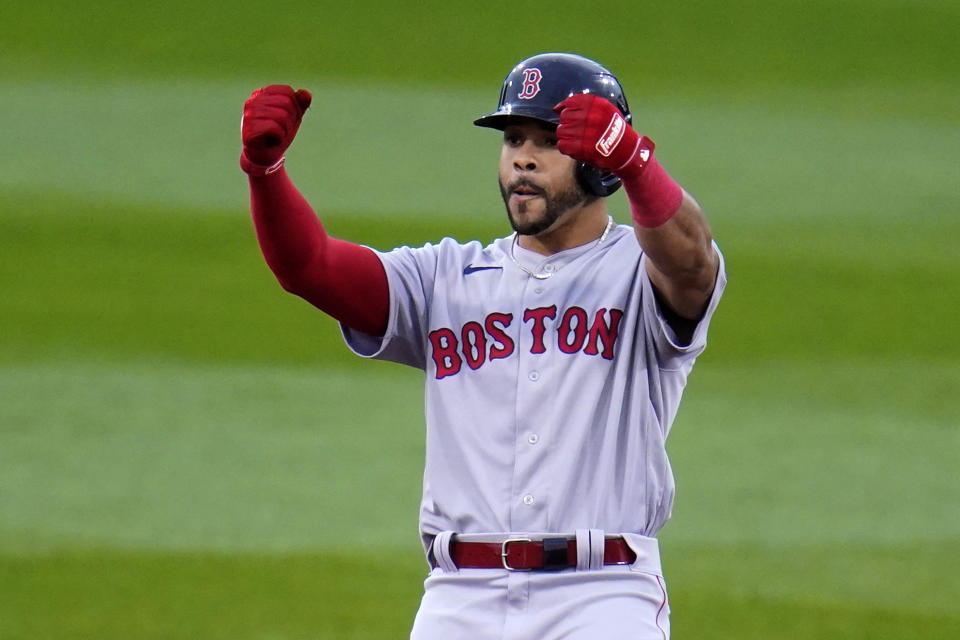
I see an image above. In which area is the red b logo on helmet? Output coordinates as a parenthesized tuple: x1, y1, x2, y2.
(518, 68, 542, 100)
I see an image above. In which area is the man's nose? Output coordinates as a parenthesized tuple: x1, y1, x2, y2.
(513, 144, 538, 171)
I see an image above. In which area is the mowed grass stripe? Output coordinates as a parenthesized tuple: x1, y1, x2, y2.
(2, 360, 956, 551)
(2, 197, 958, 366)
(663, 541, 960, 617)
(1, 543, 957, 640)
(664, 361, 960, 546)
(0, 549, 427, 640)
(1, 78, 956, 219)
(0, 195, 510, 367)
(1, 364, 425, 553)
(671, 589, 960, 640)
(0, 80, 496, 214)
(4, 0, 957, 91)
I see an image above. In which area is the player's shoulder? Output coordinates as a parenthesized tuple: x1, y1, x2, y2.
(435, 235, 511, 270)
(382, 235, 510, 269)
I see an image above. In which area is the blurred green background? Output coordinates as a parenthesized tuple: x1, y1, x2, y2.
(2, 0, 958, 638)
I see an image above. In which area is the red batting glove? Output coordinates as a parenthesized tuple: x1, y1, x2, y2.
(556, 94, 681, 227)
(554, 94, 655, 177)
(240, 85, 313, 176)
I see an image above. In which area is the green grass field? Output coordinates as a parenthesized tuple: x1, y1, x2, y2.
(2, 1, 958, 638)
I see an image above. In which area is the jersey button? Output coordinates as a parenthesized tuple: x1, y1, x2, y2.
(522, 494, 535, 505)
(528, 371, 540, 381)
(527, 433, 539, 444)
(534, 286, 544, 294)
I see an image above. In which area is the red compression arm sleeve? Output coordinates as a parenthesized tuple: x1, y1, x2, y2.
(619, 154, 684, 229)
(249, 169, 389, 336)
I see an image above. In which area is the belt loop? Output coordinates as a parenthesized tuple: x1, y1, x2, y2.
(432, 531, 458, 573)
(575, 529, 591, 571)
(589, 529, 605, 570)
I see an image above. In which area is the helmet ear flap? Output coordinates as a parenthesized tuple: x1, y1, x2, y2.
(576, 163, 622, 197)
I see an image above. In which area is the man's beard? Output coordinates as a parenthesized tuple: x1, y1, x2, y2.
(499, 175, 592, 236)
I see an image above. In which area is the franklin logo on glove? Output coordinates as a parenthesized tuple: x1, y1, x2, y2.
(596, 112, 626, 157)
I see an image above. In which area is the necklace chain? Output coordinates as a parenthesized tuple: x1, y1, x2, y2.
(509, 216, 615, 280)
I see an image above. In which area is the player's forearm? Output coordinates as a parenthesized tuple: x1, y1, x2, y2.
(635, 191, 716, 282)
(627, 171, 712, 278)
(622, 163, 718, 318)
(249, 168, 327, 283)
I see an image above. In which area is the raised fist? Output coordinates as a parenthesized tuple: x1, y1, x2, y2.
(240, 85, 312, 175)
(553, 94, 654, 176)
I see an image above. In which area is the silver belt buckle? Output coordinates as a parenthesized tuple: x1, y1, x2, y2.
(500, 538, 533, 571)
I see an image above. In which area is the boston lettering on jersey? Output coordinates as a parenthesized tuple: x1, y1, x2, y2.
(428, 304, 624, 379)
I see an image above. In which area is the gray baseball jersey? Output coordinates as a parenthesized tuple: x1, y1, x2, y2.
(342, 222, 726, 551)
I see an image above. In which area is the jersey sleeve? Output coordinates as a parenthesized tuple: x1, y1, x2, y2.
(639, 241, 727, 371)
(340, 242, 442, 369)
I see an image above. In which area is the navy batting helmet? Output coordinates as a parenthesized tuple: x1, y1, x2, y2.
(474, 52, 632, 197)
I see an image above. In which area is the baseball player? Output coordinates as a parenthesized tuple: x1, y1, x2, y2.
(241, 52, 725, 639)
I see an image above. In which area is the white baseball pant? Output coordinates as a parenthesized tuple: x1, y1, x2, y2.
(410, 532, 669, 640)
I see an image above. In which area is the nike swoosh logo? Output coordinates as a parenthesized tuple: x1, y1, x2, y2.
(463, 264, 504, 275)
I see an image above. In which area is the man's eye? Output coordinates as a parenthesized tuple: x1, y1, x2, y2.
(545, 137, 558, 147)
(505, 133, 522, 146)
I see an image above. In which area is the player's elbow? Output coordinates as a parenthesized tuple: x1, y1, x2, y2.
(267, 253, 324, 298)
(276, 275, 299, 295)
(688, 240, 718, 289)
(678, 254, 720, 318)
(657, 246, 719, 320)
(273, 268, 312, 297)
(667, 238, 716, 290)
